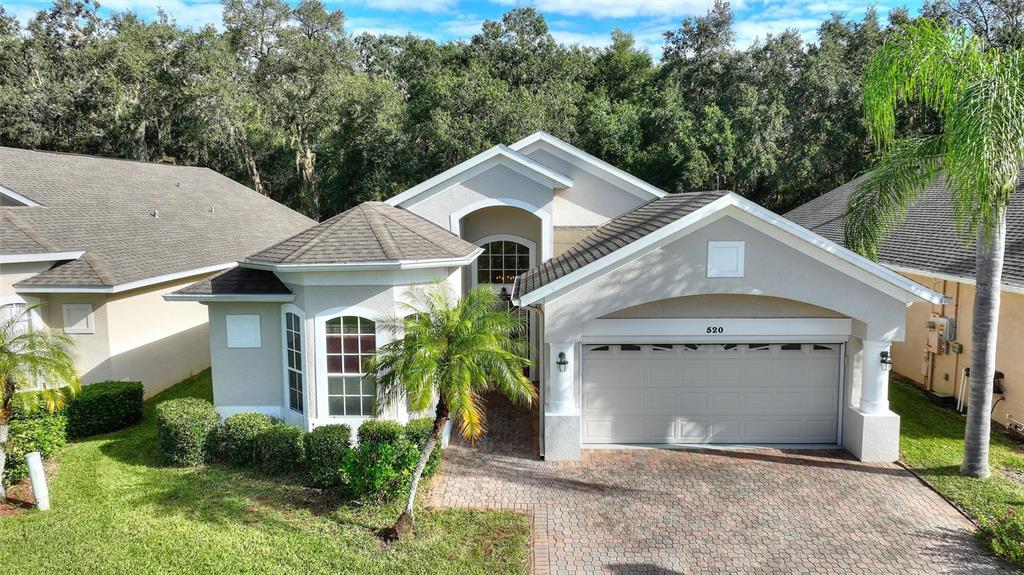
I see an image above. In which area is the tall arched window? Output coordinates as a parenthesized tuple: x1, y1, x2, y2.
(476, 239, 531, 288)
(284, 312, 304, 414)
(325, 316, 376, 416)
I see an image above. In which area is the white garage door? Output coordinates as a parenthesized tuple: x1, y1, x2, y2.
(582, 343, 841, 445)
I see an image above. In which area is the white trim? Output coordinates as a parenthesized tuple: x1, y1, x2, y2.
(16, 262, 237, 294)
(240, 253, 481, 273)
(0, 251, 83, 264)
(515, 193, 946, 306)
(470, 234, 538, 289)
(61, 303, 95, 334)
(313, 305, 384, 421)
(882, 263, 1024, 295)
(0, 184, 42, 207)
(449, 198, 553, 261)
(580, 318, 854, 343)
(509, 131, 667, 200)
(281, 304, 306, 423)
(226, 314, 262, 348)
(385, 145, 573, 207)
(163, 292, 295, 302)
(706, 240, 745, 278)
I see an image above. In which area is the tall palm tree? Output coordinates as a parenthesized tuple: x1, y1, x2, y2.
(0, 304, 79, 501)
(369, 283, 536, 536)
(845, 20, 1024, 478)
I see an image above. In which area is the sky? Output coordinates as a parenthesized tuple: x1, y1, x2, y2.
(5, 0, 925, 54)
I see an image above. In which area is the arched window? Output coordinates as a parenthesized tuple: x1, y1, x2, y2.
(324, 316, 376, 416)
(476, 239, 531, 287)
(284, 312, 304, 414)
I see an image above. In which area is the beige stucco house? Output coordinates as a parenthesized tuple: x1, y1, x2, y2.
(170, 132, 943, 462)
(788, 172, 1024, 431)
(0, 147, 314, 395)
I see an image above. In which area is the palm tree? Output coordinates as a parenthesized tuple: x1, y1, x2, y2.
(845, 20, 1024, 478)
(0, 304, 79, 501)
(369, 283, 536, 536)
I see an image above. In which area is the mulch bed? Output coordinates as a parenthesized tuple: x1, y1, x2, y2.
(0, 478, 37, 517)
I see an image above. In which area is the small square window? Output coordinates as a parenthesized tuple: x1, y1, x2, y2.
(62, 304, 94, 334)
(226, 314, 261, 348)
(707, 241, 745, 278)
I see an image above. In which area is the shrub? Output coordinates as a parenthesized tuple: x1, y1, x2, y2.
(304, 424, 351, 488)
(66, 380, 144, 439)
(343, 419, 418, 501)
(217, 412, 275, 466)
(3, 407, 67, 487)
(155, 398, 220, 466)
(257, 424, 305, 475)
(404, 417, 443, 477)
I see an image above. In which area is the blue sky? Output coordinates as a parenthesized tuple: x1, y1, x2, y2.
(6, 0, 925, 54)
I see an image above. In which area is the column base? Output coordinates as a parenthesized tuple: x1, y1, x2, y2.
(843, 408, 900, 462)
(544, 411, 581, 461)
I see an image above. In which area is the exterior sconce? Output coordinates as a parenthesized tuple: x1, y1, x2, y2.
(556, 352, 569, 373)
(880, 350, 893, 371)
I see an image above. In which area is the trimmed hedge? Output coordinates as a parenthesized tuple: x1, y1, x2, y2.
(343, 420, 418, 501)
(3, 407, 67, 487)
(155, 398, 220, 466)
(304, 424, 351, 488)
(257, 424, 305, 475)
(404, 417, 443, 477)
(66, 381, 144, 439)
(356, 419, 405, 446)
(218, 412, 275, 466)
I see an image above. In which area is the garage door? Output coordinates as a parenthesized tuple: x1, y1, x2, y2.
(582, 343, 841, 444)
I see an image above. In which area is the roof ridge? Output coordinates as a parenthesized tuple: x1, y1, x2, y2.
(362, 204, 397, 260)
(81, 252, 117, 286)
(283, 209, 353, 262)
(0, 146, 210, 170)
(2, 210, 60, 252)
(367, 203, 460, 258)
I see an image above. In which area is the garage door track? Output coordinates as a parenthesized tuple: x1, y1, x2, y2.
(428, 396, 1014, 574)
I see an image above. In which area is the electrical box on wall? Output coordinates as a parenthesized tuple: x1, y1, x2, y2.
(926, 313, 956, 354)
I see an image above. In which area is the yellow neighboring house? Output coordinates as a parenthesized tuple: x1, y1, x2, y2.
(0, 147, 314, 395)
(788, 172, 1024, 431)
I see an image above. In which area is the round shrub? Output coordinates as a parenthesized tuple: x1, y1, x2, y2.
(304, 424, 351, 488)
(343, 419, 418, 501)
(357, 419, 406, 446)
(3, 407, 67, 487)
(66, 380, 144, 439)
(404, 417, 443, 477)
(257, 424, 305, 475)
(218, 412, 275, 466)
(155, 398, 220, 466)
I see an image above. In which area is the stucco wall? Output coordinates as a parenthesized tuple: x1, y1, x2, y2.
(554, 226, 595, 256)
(1, 261, 53, 306)
(603, 294, 844, 319)
(208, 301, 284, 410)
(891, 271, 1024, 428)
(460, 206, 542, 246)
(544, 216, 909, 342)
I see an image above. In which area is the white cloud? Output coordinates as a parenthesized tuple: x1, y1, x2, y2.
(438, 14, 486, 37)
(548, 29, 613, 48)
(491, 0, 724, 19)
(733, 16, 821, 47)
(353, 0, 459, 14)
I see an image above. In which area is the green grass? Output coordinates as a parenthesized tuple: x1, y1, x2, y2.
(0, 370, 530, 574)
(891, 376, 1024, 566)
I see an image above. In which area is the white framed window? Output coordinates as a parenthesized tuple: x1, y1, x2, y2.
(226, 314, 261, 348)
(707, 241, 745, 278)
(324, 316, 376, 416)
(62, 303, 95, 334)
(284, 312, 304, 414)
(1, 302, 30, 333)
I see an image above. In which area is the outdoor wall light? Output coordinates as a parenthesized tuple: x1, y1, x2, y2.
(556, 352, 569, 373)
(880, 350, 894, 371)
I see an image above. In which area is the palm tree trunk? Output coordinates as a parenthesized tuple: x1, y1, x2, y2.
(0, 419, 9, 502)
(393, 398, 448, 537)
(961, 209, 1006, 478)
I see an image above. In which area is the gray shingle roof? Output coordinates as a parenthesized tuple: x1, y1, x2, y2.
(785, 171, 1024, 290)
(0, 146, 315, 289)
(245, 201, 478, 265)
(514, 191, 728, 298)
(174, 266, 292, 296)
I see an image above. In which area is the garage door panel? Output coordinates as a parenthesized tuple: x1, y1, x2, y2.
(583, 343, 840, 445)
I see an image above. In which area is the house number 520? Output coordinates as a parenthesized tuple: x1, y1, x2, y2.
(706, 326, 725, 334)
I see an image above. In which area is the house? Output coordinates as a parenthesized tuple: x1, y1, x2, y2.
(168, 132, 943, 462)
(0, 147, 315, 395)
(787, 172, 1024, 431)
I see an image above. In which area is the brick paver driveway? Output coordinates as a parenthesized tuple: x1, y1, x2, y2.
(428, 396, 1014, 574)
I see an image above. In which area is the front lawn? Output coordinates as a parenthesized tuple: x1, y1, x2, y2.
(891, 376, 1024, 567)
(0, 370, 530, 575)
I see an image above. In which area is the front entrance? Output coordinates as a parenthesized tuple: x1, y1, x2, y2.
(472, 235, 537, 378)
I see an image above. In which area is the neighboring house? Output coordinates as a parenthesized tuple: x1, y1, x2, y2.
(169, 131, 943, 462)
(787, 172, 1024, 431)
(0, 147, 315, 395)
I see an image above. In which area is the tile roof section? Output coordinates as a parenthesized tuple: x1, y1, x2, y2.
(0, 146, 315, 289)
(785, 171, 1024, 290)
(515, 191, 729, 297)
(174, 266, 291, 296)
(246, 201, 479, 265)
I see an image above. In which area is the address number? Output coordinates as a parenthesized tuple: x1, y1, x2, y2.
(706, 326, 725, 334)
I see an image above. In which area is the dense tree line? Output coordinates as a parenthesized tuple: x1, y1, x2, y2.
(0, 0, 1019, 219)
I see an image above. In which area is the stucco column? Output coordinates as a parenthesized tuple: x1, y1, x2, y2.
(547, 342, 576, 414)
(859, 340, 891, 414)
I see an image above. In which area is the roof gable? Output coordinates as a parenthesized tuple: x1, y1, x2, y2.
(515, 192, 945, 306)
(385, 145, 573, 208)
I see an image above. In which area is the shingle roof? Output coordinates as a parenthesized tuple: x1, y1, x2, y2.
(515, 191, 728, 297)
(245, 201, 479, 265)
(785, 171, 1024, 290)
(0, 146, 315, 289)
(173, 266, 292, 296)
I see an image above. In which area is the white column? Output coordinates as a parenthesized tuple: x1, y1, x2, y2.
(860, 340, 891, 414)
(547, 342, 576, 414)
